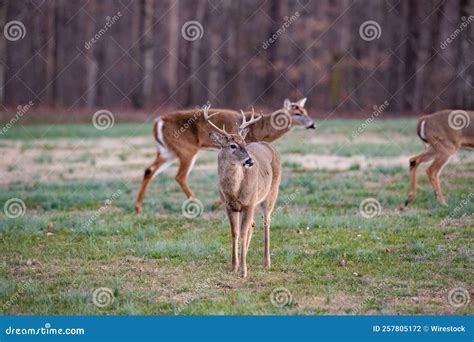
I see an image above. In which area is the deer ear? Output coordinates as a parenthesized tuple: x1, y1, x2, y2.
(297, 97, 307, 107)
(283, 99, 291, 109)
(209, 132, 226, 146)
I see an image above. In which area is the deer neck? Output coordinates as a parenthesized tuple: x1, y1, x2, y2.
(217, 159, 247, 199)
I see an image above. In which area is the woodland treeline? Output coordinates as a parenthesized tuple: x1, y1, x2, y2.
(0, 0, 472, 114)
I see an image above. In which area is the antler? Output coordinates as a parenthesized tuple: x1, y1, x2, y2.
(202, 103, 221, 121)
(204, 104, 231, 138)
(239, 107, 262, 137)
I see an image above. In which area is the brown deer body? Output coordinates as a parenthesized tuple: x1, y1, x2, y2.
(135, 98, 313, 213)
(405, 110, 474, 207)
(208, 110, 282, 277)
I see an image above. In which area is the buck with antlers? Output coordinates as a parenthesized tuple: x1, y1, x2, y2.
(405, 110, 474, 207)
(208, 109, 281, 277)
(135, 98, 314, 213)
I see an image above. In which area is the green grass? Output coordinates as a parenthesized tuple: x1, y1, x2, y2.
(0, 118, 473, 315)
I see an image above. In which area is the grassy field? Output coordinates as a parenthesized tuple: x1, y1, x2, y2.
(0, 118, 472, 315)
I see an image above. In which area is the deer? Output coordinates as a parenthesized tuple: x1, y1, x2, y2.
(207, 108, 282, 277)
(405, 110, 474, 207)
(134, 98, 314, 213)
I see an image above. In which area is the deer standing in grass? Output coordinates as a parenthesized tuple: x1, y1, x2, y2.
(207, 108, 281, 277)
(135, 98, 313, 213)
(405, 110, 474, 207)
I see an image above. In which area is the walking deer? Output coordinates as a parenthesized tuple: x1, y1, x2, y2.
(135, 98, 313, 213)
(208, 109, 281, 277)
(405, 110, 474, 207)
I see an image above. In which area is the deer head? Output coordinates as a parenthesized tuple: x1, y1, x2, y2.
(282, 97, 316, 129)
(207, 107, 262, 168)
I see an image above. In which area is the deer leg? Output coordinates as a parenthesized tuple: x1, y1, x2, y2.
(426, 151, 453, 207)
(135, 153, 174, 213)
(175, 152, 198, 200)
(260, 202, 274, 268)
(246, 221, 255, 251)
(405, 147, 435, 206)
(226, 207, 240, 272)
(212, 197, 223, 208)
(239, 206, 255, 278)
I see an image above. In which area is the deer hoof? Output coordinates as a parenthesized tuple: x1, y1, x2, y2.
(135, 205, 142, 214)
(439, 199, 448, 207)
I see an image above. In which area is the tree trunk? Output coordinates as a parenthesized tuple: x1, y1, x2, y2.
(167, 0, 179, 97)
(140, 0, 154, 108)
(83, 0, 97, 108)
(0, 0, 8, 105)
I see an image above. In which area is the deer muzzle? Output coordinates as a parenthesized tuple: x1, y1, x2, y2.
(243, 158, 254, 168)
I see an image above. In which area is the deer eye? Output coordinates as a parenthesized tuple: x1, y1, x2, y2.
(229, 144, 237, 149)
(292, 105, 298, 109)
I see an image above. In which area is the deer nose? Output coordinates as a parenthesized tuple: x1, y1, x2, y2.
(307, 123, 316, 129)
(243, 158, 254, 168)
